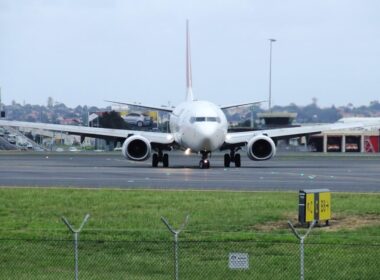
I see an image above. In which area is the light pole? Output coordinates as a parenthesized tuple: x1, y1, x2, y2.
(0, 87, 4, 119)
(268, 38, 276, 112)
(0, 87, 2, 118)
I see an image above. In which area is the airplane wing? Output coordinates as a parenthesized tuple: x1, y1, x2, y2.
(0, 120, 174, 144)
(220, 100, 266, 110)
(224, 121, 374, 145)
(338, 117, 380, 125)
(105, 100, 174, 113)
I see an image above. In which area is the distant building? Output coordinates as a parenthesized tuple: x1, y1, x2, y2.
(256, 112, 298, 129)
(309, 128, 380, 153)
(59, 118, 82, 125)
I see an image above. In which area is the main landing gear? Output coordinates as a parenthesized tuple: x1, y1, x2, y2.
(199, 151, 210, 169)
(224, 149, 241, 168)
(152, 150, 169, 167)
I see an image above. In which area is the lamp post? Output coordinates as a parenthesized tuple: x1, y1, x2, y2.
(268, 38, 276, 112)
(0, 87, 4, 118)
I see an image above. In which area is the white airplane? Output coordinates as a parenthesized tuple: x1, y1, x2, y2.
(0, 21, 378, 168)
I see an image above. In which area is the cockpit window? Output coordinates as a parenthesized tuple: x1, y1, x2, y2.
(190, 116, 221, 123)
(207, 117, 219, 122)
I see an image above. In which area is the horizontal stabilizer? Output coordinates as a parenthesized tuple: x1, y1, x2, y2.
(220, 100, 267, 110)
(105, 100, 173, 113)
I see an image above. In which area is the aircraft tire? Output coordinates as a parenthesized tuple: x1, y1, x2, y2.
(235, 153, 241, 168)
(199, 159, 210, 169)
(152, 154, 159, 167)
(163, 153, 169, 167)
(224, 154, 231, 168)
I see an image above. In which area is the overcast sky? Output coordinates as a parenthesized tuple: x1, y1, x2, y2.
(1, 0, 379, 108)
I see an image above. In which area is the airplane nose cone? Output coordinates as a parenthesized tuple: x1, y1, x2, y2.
(199, 138, 213, 150)
(197, 125, 220, 150)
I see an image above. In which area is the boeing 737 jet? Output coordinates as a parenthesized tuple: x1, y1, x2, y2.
(0, 21, 379, 168)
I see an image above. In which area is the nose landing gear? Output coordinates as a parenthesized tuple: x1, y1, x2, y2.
(199, 151, 211, 169)
(199, 159, 210, 169)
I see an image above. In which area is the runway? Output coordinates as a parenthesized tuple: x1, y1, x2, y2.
(0, 151, 379, 192)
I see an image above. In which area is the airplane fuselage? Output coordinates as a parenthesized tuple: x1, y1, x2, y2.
(169, 100, 228, 153)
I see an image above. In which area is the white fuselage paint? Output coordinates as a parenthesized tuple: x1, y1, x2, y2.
(169, 100, 228, 152)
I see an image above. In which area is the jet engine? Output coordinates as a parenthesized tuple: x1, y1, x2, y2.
(122, 135, 151, 161)
(247, 135, 276, 161)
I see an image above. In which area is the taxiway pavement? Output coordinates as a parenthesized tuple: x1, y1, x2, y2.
(0, 151, 379, 192)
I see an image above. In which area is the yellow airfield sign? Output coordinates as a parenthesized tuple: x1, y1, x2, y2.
(299, 189, 331, 225)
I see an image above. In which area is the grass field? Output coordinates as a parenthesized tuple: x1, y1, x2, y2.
(1, 188, 380, 240)
(0, 188, 379, 279)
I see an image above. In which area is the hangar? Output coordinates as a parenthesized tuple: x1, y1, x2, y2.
(308, 129, 380, 153)
(256, 112, 380, 154)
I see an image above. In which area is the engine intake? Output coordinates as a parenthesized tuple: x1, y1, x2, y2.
(122, 135, 151, 161)
(247, 135, 276, 161)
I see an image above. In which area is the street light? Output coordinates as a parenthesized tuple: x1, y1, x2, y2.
(268, 38, 276, 112)
(0, 87, 4, 118)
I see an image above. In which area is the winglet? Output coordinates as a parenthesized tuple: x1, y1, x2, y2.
(186, 19, 194, 102)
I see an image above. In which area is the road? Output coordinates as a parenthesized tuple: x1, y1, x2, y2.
(0, 151, 379, 192)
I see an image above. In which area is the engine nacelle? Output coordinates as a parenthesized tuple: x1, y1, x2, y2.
(247, 135, 276, 161)
(122, 135, 151, 161)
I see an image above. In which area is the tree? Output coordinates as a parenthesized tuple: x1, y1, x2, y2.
(98, 111, 129, 129)
(47, 97, 54, 108)
(312, 97, 318, 106)
(369, 100, 380, 111)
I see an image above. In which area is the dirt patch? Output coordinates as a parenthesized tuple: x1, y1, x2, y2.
(253, 213, 380, 232)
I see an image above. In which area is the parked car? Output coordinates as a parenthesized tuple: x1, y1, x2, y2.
(68, 146, 80, 152)
(346, 143, 359, 151)
(123, 113, 152, 127)
(327, 144, 340, 151)
(7, 134, 17, 144)
(17, 142, 29, 150)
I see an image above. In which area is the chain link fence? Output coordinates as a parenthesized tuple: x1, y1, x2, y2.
(1, 238, 379, 279)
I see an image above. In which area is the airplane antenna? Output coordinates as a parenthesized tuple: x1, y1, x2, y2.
(186, 20, 194, 102)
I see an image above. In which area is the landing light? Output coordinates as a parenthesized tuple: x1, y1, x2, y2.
(184, 148, 191, 155)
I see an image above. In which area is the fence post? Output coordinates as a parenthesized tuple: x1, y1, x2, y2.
(161, 215, 189, 280)
(62, 214, 90, 280)
(288, 220, 315, 280)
